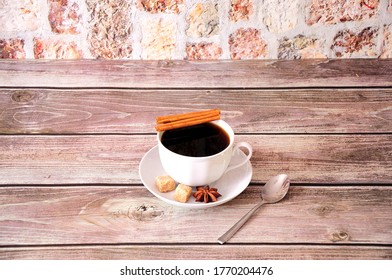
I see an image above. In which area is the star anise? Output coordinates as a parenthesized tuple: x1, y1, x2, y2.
(193, 185, 221, 203)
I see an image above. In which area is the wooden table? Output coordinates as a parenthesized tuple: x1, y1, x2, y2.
(0, 60, 391, 259)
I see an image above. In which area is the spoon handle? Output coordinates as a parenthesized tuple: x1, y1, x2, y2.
(217, 200, 266, 244)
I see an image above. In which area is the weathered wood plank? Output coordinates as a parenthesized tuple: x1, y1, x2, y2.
(1, 88, 392, 134)
(1, 60, 392, 88)
(0, 186, 391, 245)
(0, 135, 391, 184)
(1, 245, 391, 260)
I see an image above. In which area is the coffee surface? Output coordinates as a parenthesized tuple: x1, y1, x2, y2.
(161, 123, 230, 157)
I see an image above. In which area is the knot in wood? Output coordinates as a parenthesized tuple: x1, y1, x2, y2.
(129, 203, 164, 221)
(311, 204, 334, 217)
(12, 91, 36, 103)
(330, 230, 349, 242)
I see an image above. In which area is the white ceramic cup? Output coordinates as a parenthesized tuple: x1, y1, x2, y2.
(157, 120, 252, 186)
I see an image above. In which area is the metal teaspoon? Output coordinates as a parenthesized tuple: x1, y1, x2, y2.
(218, 174, 290, 244)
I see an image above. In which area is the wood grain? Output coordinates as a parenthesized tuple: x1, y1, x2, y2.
(1, 88, 392, 134)
(1, 245, 391, 260)
(1, 60, 392, 88)
(1, 59, 391, 260)
(0, 135, 391, 185)
(0, 186, 391, 246)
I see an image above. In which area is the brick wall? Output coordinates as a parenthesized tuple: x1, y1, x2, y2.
(1, 0, 391, 59)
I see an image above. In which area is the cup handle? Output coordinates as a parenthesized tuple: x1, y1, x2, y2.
(224, 142, 252, 174)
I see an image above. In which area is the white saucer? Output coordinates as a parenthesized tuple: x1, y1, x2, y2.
(139, 145, 252, 209)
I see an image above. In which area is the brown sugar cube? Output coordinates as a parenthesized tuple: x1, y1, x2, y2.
(155, 175, 176, 193)
(174, 184, 193, 203)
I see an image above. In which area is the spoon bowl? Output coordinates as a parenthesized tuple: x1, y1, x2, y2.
(262, 174, 290, 203)
(217, 174, 290, 244)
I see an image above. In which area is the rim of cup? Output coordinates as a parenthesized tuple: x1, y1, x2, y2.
(157, 119, 235, 160)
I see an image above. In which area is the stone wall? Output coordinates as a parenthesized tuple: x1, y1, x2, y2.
(1, 0, 391, 59)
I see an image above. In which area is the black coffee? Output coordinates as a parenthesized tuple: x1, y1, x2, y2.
(161, 122, 230, 157)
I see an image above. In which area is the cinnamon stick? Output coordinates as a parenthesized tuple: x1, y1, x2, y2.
(156, 109, 220, 124)
(155, 109, 220, 132)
